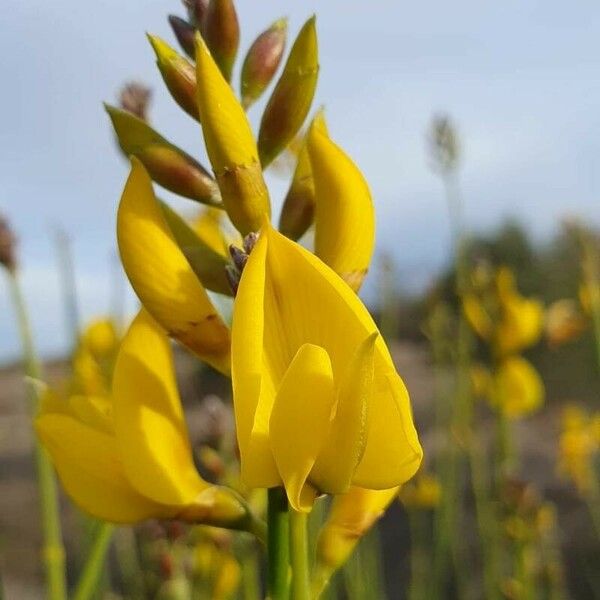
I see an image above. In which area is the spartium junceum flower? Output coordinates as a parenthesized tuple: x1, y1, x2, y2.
(231, 220, 422, 512)
(36, 310, 261, 533)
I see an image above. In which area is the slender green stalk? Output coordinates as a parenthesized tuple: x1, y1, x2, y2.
(267, 488, 290, 600)
(240, 548, 261, 600)
(289, 511, 310, 600)
(6, 272, 67, 600)
(114, 528, 145, 600)
(72, 523, 115, 600)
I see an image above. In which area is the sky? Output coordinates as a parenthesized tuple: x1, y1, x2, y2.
(1, 0, 600, 362)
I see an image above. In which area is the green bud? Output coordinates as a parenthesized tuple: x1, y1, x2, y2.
(148, 35, 199, 121)
(105, 105, 220, 205)
(240, 18, 287, 109)
(202, 0, 240, 82)
(258, 16, 319, 169)
(168, 15, 196, 60)
(279, 109, 328, 240)
(160, 202, 232, 296)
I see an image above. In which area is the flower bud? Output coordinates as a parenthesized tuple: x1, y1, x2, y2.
(0, 215, 17, 273)
(119, 82, 152, 121)
(240, 18, 287, 109)
(202, 0, 240, 83)
(148, 35, 199, 121)
(278, 110, 327, 240)
(106, 105, 220, 205)
(258, 16, 319, 168)
(168, 15, 196, 60)
(195, 33, 271, 234)
(184, 0, 209, 27)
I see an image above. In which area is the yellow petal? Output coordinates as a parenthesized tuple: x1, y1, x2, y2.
(68, 395, 113, 435)
(195, 33, 270, 234)
(311, 334, 376, 494)
(231, 221, 422, 491)
(463, 294, 493, 339)
(193, 208, 230, 256)
(269, 343, 335, 512)
(36, 414, 167, 523)
(117, 158, 231, 374)
(491, 356, 544, 418)
(80, 319, 119, 358)
(113, 310, 210, 506)
(308, 127, 375, 292)
(313, 486, 398, 595)
(497, 296, 543, 355)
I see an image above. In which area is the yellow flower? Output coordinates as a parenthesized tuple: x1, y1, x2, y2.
(312, 487, 398, 596)
(308, 122, 375, 292)
(558, 405, 599, 493)
(195, 33, 270, 234)
(117, 159, 231, 374)
(399, 472, 442, 509)
(231, 221, 422, 512)
(36, 311, 250, 527)
(496, 292, 543, 356)
(80, 319, 119, 358)
(545, 299, 587, 347)
(489, 356, 544, 418)
(463, 293, 493, 340)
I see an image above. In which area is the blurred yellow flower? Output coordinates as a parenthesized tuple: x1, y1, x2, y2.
(399, 472, 442, 509)
(37, 311, 250, 527)
(545, 299, 587, 348)
(231, 221, 422, 512)
(558, 405, 600, 493)
(489, 356, 544, 418)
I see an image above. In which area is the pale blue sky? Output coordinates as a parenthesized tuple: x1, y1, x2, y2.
(1, 0, 600, 361)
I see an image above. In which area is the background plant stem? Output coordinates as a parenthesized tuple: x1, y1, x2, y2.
(267, 488, 290, 600)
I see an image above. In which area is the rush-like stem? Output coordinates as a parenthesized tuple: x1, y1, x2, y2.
(289, 510, 310, 600)
(72, 523, 115, 600)
(7, 272, 67, 600)
(267, 487, 290, 600)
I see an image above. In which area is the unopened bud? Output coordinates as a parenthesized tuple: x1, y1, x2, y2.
(106, 105, 220, 205)
(195, 34, 271, 234)
(242, 231, 259, 255)
(258, 16, 319, 168)
(184, 0, 209, 28)
(119, 82, 152, 121)
(202, 0, 240, 82)
(229, 244, 248, 272)
(429, 114, 460, 173)
(279, 111, 327, 241)
(0, 215, 17, 273)
(168, 15, 196, 60)
(148, 35, 199, 121)
(225, 265, 240, 296)
(240, 18, 287, 109)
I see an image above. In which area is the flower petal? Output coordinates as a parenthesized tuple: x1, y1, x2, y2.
(117, 158, 231, 374)
(311, 334, 376, 494)
(113, 310, 209, 506)
(352, 371, 422, 489)
(308, 127, 375, 292)
(491, 356, 544, 418)
(269, 343, 335, 512)
(232, 221, 422, 491)
(36, 414, 166, 523)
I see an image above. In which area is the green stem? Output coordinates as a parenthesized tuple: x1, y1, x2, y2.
(7, 271, 67, 600)
(408, 510, 428, 600)
(289, 510, 310, 600)
(240, 548, 261, 600)
(72, 523, 115, 600)
(268, 488, 290, 600)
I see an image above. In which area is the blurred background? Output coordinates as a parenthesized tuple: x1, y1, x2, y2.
(2, 1, 600, 598)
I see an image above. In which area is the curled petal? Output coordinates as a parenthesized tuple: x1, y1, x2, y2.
(308, 127, 375, 292)
(113, 310, 210, 506)
(117, 158, 231, 373)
